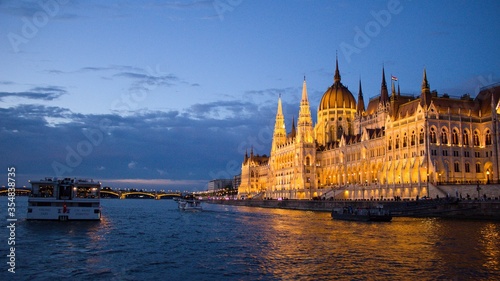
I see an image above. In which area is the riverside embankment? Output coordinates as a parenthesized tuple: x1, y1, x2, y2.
(206, 199, 500, 221)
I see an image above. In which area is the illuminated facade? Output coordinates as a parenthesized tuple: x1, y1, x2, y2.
(238, 59, 500, 200)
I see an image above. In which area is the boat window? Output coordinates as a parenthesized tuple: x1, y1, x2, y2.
(38, 185, 54, 197)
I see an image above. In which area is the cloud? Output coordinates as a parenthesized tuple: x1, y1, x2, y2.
(114, 72, 179, 87)
(0, 95, 277, 190)
(0, 86, 67, 101)
(187, 100, 258, 119)
(0, 0, 80, 20)
(128, 161, 137, 169)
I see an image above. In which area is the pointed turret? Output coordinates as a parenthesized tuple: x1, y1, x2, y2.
(380, 66, 389, 104)
(271, 95, 287, 151)
(356, 79, 365, 115)
(420, 68, 431, 108)
(334, 55, 341, 85)
(297, 77, 314, 143)
(422, 68, 430, 91)
(290, 117, 296, 139)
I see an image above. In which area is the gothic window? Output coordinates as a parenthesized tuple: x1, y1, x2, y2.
(476, 163, 481, 173)
(337, 126, 343, 139)
(305, 157, 311, 166)
(473, 131, 480, 146)
(485, 129, 492, 145)
(419, 128, 425, 144)
(454, 162, 460, 172)
(388, 137, 392, 151)
(441, 128, 448, 145)
(430, 128, 437, 144)
(403, 133, 408, 148)
(463, 130, 469, 146)
(411, 131, 416, 146)
(395, 135, 400, 149)
(452, 129, 459, 145)
(465, 163, 470, 173)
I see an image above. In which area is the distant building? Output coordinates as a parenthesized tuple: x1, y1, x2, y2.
(238, 57, 500, 200)
(232, 174, 241, 191)
(208, 179, 233, 191)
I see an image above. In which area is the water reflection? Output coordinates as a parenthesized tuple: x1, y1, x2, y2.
(480, 223, 500, 271)
(229, 206, 500, 280)
(3, 198, 499, 280)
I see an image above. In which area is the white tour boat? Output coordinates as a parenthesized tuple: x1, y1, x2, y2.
(27, 177, 101, 221)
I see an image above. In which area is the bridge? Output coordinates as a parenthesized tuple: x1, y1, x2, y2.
(100, 189, 183, 199)
(0, 187, 183, 200)
(0, 187, 31, 196)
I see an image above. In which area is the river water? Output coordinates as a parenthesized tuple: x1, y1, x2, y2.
(1, 197, 499, 280)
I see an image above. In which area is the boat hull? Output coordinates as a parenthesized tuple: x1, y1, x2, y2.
(331, 207, 392, 222)
(27, 201, 101, 221)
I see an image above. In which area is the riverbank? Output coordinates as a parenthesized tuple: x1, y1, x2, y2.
(206, 198, 500, 221)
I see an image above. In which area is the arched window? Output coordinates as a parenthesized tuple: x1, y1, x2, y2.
(463, 130, 469, 146)
(395, 135, 400, 149)
(441, 128, 448, 145)
(419, 128, 425, 144)
(485, 129, 492, 145)
(403, 133, 408, 148)
(305, 156, 311, 166)
(430, 128, 437, 144)
(388, 137, 392, 150)
(473, 131, 480, 146)
(454, 162, 460, 172)
(452, 129, 459, 145)
(411, 131, 416, 146)
(337, 126, 343, 139)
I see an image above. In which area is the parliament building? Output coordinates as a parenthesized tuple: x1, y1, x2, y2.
(237, 58, 500, 200)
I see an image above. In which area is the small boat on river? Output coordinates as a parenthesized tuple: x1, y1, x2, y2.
(176, 194, 202, 211)
(331, 206, 392, 222)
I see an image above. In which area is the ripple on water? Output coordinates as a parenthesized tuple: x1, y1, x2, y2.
(2, 198, 499, 281)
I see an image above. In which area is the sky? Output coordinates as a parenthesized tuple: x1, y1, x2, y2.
(1, 0, 500, 191)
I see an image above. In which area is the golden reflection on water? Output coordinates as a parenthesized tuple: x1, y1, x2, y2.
(480, 223, 500, 271)
(238, 207, 500, 280)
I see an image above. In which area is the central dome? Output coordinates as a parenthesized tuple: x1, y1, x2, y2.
(319, 83, 356, 111)
(318, 59, 356, 111)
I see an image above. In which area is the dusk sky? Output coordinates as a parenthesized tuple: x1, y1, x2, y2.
(1, 0, 500, 191)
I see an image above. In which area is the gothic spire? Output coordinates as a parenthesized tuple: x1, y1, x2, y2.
(356, 79, 365, 115)
(271, 95, 287, 151)
(421, 68, 430, 91)
(420, 68, 431, 108)
(297, 78, 313, 143)
(380, 66, 389, 104)
(334, 54, 341, 84)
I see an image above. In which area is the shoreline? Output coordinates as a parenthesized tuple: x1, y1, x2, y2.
(205, 198, 500, 221)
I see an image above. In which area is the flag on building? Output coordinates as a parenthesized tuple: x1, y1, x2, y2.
(391, 75, 398, 81)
